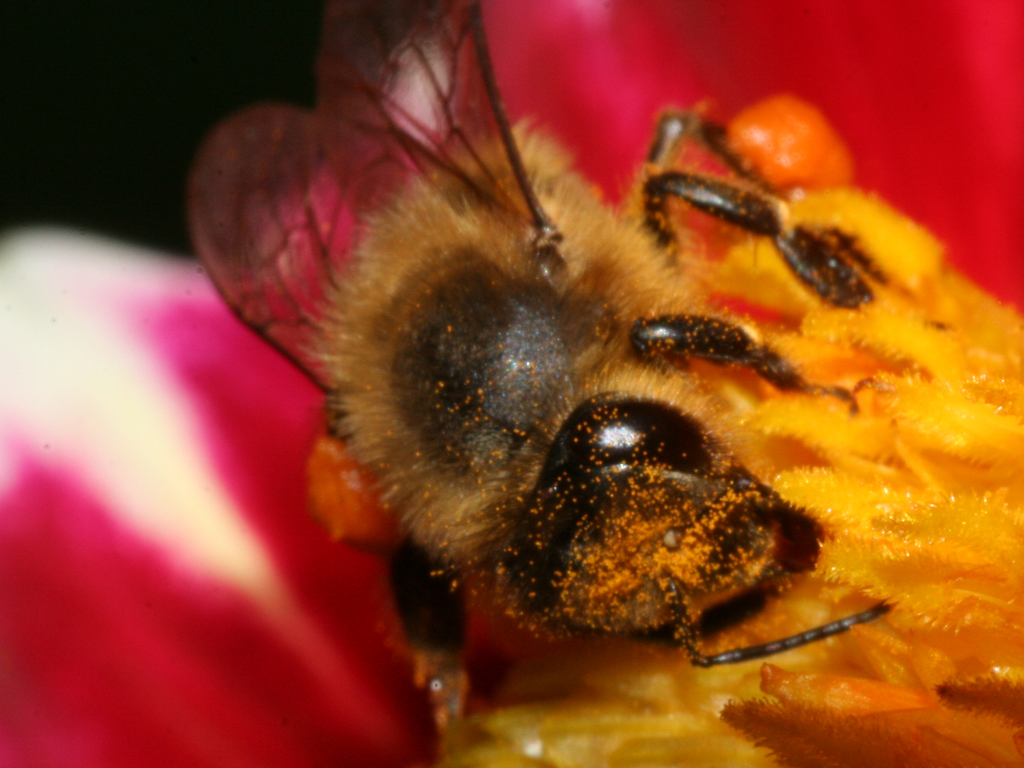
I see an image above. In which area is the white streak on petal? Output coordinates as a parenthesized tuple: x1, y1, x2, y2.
(0, 228, 280, 601)
(0, 229, 384, 718)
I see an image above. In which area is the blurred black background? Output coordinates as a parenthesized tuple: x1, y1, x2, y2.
(2, 1, 322, 255)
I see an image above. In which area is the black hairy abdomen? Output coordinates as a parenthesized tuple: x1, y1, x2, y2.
(392, 258, 575, 472)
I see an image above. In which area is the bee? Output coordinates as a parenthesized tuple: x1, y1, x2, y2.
(188, 0, 889, 726)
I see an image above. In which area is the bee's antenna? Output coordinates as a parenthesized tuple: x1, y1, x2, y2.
(468, 2, 561, 250)
(691, 601, 892, 668)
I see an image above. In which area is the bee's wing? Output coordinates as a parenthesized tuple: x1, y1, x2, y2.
(188, 104, 345, 387)
(188, 0, 527, 389)
(316, 0, 525, 216)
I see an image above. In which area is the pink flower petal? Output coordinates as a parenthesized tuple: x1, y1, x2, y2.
(0, 230, 431, 766)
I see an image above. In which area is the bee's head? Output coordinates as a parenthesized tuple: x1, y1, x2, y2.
(501, 394, 820, 638)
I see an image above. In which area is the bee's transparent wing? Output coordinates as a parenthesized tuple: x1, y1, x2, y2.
(316, 0, 525, 219)
(188, 0, 527, 389)
(188, 104, 345, 387)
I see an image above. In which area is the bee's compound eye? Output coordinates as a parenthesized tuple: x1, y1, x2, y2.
(542, 395, 715, 486)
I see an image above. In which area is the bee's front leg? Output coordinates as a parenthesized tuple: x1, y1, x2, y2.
(390, 539, 467, 730)
(641, 111, 877, 309)
(631, 314, 853, 405)
(642, 170, 874, 308)
(645, 110, 764, 183)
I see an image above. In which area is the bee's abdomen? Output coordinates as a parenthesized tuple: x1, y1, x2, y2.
(392, 258, 575, 473)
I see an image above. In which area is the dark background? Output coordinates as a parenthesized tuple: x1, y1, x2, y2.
(1, 1, 323, 255)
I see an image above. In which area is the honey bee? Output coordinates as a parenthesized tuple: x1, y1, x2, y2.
(188, 0, 888, 725)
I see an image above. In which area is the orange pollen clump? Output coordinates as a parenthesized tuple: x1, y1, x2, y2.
(306, 431, 399, 555)
(727, 93, 854, 190)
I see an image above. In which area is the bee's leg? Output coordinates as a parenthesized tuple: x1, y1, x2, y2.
(390, 539, 467, 730)
(642, 111, 769, 249)
(643, 171, 875, 307)
(631, 314, 853, 404)
(646, 111, 764, 186)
